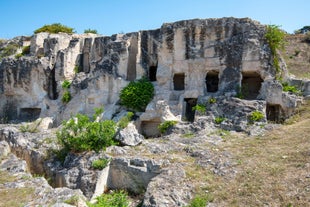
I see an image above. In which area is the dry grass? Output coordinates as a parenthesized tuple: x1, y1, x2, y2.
(186, 100, 310, 206)
(0, 171, 35, 207)
(283, 34, 310, 79)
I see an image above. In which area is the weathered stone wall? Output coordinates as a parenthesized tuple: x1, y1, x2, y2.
(0, 17, 300, 126)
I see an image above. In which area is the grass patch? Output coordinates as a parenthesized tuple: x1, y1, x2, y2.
(0, 187, 35, 207)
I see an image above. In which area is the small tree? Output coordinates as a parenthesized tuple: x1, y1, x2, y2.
(265, 25, 286, 77)
(84, 29, 98, 34)
(34, 23, 74, 34)
(120, 78, 154, 111)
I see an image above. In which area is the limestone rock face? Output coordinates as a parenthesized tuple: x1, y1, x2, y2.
(1, 17, 279, 127)
(115, 122, 144, 146)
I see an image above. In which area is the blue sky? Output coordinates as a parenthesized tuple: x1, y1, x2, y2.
(0, 0, 309, 39)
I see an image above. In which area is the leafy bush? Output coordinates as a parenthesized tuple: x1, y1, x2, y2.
(22, 45, 30, 55)
(34, 23, 74, 34)
(265, 25, 286, 76)
(215, 117, 225, 124)
(88, 190, 129, 207)
(92, 158, 110, 170)
(158, 120, 177, 134)
(208, 97, 216, 104)
(186, 194, 213, 207)
(192, 104, 206, 113)
(62, 80, 71, 89)
(120, 78, 154, 111)
(84, 29, 98, 34)
(15, 53, 23, 59)
(282, 82, 301, 95)
(118, 112, 134, 129)
(57, 113, 117, 153)
(74, 65, 82, 73)
(62, 91, 71, 103)
(0, 42, 19, 60)
(249, 110, 264, 122)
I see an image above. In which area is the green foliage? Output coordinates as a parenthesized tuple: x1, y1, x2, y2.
(62, 91, 71, 103)
(265, 25, 286, 76)
(22, 45, 30, 55)
(88, 190, 129, 207)
(282, 82, 301, 95)
(34, 23, 74, 34)
(92, 158, 110, 170)
(118, 112, 134, 129)
(57, 111, 117, 153)
(0, 42, 19, 60)
(215, 117, 225, 124)
(15, 53, 23, 59)
(93, 107, 104, 120)
(208, 97, 217, 104)
(84, 29, 98, 34)
(62, 80, 71, 89)
(74, 65, 82, 73)
(249, 110, 264, 122)
(236, 84, 248, 99)
(64, 195, 80, 206)
(158, 120, 177, 134)
(186, 194, 213, 207)
(120, 78, 154, 111)
(192, 104, 206, 113)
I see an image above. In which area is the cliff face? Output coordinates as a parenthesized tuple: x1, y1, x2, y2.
(0, 17, 298, 127)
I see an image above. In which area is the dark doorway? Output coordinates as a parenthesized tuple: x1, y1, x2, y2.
(141, 119, 161, 137)
(183, 98, 197, 122)
(266, 104, 281, 122)
(149, 66, 157, 82)
(173, 73, 185, 90)
(206, 71, 219, 92)
(19, 108, 41, 122)
(242, 72, 263, 100)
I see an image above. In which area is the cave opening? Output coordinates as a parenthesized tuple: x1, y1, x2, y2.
(183, 98, 197, 122)
(47, 67, 58, 100)
(149, 66, 157, 82)
(173, 73, 185, 91)
(241, 72, 263, 100)
(206, 71, 219, 92)
(141, 118, 161, 137)
(19, 108, 41, 122)
(266, 104, 282, 123)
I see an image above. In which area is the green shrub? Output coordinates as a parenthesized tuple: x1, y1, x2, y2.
(192, 104, 206, 113)
(249, 110, 264, 122)
(118, 112, 134, 129)
(120, 78, 154, 111)
(282, 82, 301, 95)
(0, 42, 19, 60)
(158, 120, 177, 134)
(208, 97, 216, 104)
(186, 194, 213, 207)
(57, 112, 117, 153)
(22, 45, 30, 55)
(84, 29, 98, 34)
(62, 91, 71, 103)
(88, 190, 129, 207)
(215, 117, 225, 124)
(62, 80, 71, 89)
(15, 53, 23, 59)
(74, 65, 81, 73)
(265, 25, 286, 76)
(92, 158, 110, 170)
(34, 23, 74, 34)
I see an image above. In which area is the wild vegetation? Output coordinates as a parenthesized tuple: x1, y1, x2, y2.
(57, 108, 117, 153)
(88, 190, 129, 207)
(34, 23, 74, 34)
(265, 25, 286, 78)
(84, 29, 98, 34)
(120, 78, 154, 112)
